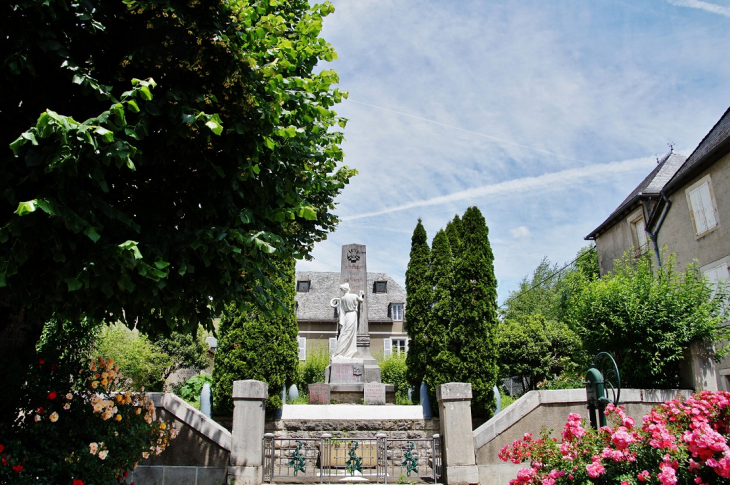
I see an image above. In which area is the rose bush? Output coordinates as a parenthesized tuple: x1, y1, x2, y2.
(499, 391, 730, 484)
(0, 355, 175, 484)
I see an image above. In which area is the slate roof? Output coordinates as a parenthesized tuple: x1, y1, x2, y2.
(663, 107, 730, 194)
(585, 152, 686, 240)
(294, 271, 406, 322)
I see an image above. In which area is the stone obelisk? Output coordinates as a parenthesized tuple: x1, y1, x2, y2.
(340, 243, 381, 382)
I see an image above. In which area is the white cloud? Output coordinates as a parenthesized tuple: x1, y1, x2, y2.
(510, 226, 531, 239)
(666, 0, 730, 17)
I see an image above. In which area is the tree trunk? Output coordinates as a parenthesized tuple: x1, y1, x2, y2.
(0, 302, 45, 425)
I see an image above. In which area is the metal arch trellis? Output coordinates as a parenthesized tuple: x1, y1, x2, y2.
(585, 351, 622, 429)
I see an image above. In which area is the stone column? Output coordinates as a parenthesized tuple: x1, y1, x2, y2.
(341, 243, 381, 382)
(228, 380, 268, 485)
(680, 341, 718, 391)
(437, 383, 478, 485)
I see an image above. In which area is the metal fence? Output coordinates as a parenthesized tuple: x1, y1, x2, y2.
(263, 433, 441, 483)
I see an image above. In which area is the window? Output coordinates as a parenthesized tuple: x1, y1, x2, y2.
(702, 258, 730, 319)
(702, 260, 729, 296)
(374, 281, 387, 293)
(390, 303, 404, 321)
(686, 176, 719, 237)
(627, 210, 649, 257)
(296, 280, 311, 292)
(297, 337, 306, 361)
(384, 337, 408, 357)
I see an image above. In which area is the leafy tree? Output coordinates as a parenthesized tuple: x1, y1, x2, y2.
(0, 0, 353, 420)
(154, 330, 210, 380)
(405, 219, 431, 391)
(497, 314, 581, 392)
(212, 258, 299, 413)
(501, 256, 563, 322)
(429, 208, 498, 417)
(93, 323, 173, 391)
(567, 252, 730, 388)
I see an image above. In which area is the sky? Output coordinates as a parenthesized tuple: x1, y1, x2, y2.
(297, 0, 730, 304)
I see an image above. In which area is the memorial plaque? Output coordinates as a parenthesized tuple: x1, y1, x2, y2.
(308, 383, 330, 405)
(328, 363, 365, 383)
(364, 383, 386, 405)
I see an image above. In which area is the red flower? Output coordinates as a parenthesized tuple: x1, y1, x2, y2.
(13, 464, 23, 473)
(38, 359, 45, 365)
(0, 444, 4, 453)
(50, 364, 58, 371)
(47, 391, 57, 400)
(73, 479, 84, 485)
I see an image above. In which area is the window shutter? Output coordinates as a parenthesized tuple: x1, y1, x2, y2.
(297, 337, 306, 361)
(635, 218, 647, 249)
(704, 263, 729, 296)
(329, 337, 337, 355)
(689, 187, 707, 235)
(699, 182, 717, 229)
(383, 338, 392, 358)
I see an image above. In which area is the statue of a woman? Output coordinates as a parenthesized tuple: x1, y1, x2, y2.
(329, 283, 364, 362)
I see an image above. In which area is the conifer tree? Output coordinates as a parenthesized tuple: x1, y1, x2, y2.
(212, 258, 299, 414)
(445, 207, 499, 417)
(445, 215, 463, 258)
(405, 219, 432, 390)
(423, 229, 453, 404)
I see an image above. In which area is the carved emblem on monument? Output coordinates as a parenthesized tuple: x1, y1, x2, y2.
(347, 248, 361, 263)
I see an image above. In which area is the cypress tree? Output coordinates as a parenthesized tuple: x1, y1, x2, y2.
(405, 219, 432, 391)
(423, 229, 454, 405)
(448, 206, 499, 417)
(212, 258, 299, 414)
(445, 215, 463, 258)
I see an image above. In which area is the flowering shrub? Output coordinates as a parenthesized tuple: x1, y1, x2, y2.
(0, 355, 176, 484)
(499, 391, 730, 484)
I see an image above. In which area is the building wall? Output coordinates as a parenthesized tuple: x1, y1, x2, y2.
(594, 213, 637, 275)
(656, 152, 730, 272)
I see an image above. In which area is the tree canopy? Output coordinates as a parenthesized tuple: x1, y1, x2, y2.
(567, 252, 730, 388)
(0, 0, 353, 419)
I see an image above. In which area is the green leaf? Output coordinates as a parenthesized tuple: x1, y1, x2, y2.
(119, 240, 143, 259)
(263, 137, 275, 150)
(298, 206, 317, 221)
(65, 278, 82, 291)
(154, 261, 170, 270)
(94, 126, 114, 143)
(15, 200, 37, 216)
(126, 100, 140, 113)
(84, 227, 101, 243)
(139, 85, 153, 101)
(205, 118, 223, 136)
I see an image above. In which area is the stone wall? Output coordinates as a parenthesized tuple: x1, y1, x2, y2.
(472, 388, 690, 485)
(267, 417, 440, 440)
(126, 392, 231, 485)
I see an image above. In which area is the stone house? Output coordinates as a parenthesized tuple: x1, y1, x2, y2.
(585, 106, 730, 390)
(294, 271, 407, 360)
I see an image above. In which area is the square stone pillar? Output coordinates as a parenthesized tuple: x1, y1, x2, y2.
(437, 383, 479, 485)
(228, 380, 268, 485)
(680, 341, 718, 391)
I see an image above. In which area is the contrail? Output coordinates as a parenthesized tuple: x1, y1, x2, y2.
(666, 0, 730, 17)
(348, 99, 583, 163)
(341, 156, 654, 222)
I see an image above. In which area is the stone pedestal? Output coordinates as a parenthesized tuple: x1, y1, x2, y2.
(437, 383, 479, 485)
(325, 362, 364, 384)
(228, 380, 268, 485)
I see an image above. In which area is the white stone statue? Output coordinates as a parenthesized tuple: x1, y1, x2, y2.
(329, 283, 364, 362)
